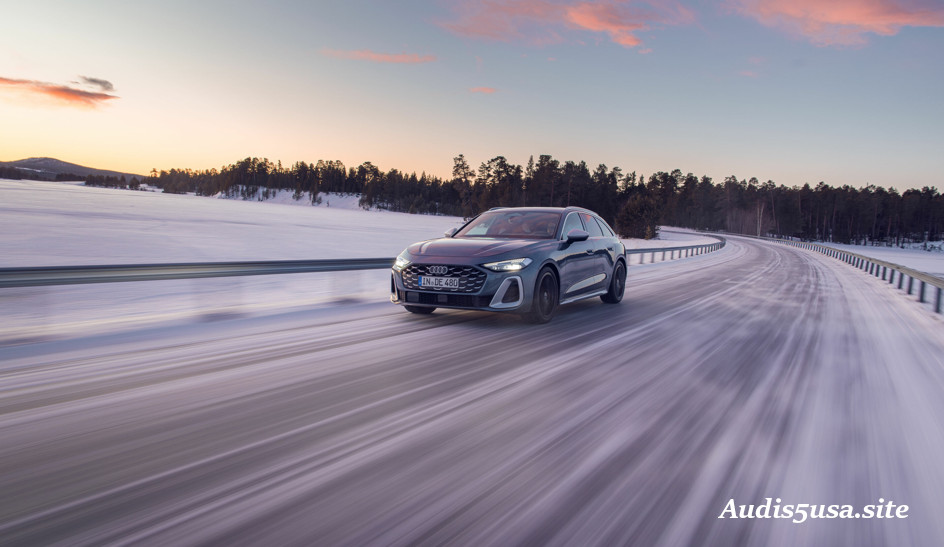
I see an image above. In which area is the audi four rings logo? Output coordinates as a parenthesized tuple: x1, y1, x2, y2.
(428, 265, 449, 275)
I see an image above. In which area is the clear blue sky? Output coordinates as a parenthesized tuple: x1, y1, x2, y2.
(2, 0, 942, 190)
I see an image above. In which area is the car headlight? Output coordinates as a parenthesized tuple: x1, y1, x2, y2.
(482, 258, 532, 272)
(393, 253, 411, 271)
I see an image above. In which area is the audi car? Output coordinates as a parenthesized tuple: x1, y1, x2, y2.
(390, 206, 627, 323)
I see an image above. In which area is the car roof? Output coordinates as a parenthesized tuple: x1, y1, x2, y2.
(485, 206, 598, 215)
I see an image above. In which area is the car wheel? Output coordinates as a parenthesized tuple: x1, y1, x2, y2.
(601, 261, 626, 304)
(526, 267, 559, 323)
(404, 305, 435, 314)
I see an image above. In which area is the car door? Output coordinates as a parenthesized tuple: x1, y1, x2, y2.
(592, 215, 624, 271)
(578, 212, 610, 291)
(557, 212, 600, 298)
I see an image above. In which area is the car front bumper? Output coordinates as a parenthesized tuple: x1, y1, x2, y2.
(391, 266, 534, 313)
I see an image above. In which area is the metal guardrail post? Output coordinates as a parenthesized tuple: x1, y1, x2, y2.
(920, 281, 927, 303)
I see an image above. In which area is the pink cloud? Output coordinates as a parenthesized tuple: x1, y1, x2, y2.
(442, 0, 563, 42)
(441, 0, 695, 49)
(565, 2, 646, 46)
(0, 76, 118, 108)
(470, 86, 498, 93)
(739, 69, 759, 77)
(321, 48, 436, 63)
(729, 0, 944, 46)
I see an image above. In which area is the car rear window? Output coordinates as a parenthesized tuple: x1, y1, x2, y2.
(595, 216, 616, 237)
(580, 213, 604, 237)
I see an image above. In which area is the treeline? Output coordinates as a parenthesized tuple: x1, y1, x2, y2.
(0, 166, 83, 182)
(140, 155, 943, 243)
(85, 175, 143, 190)
(651, 171, 943, 244)
(144, 155, 629, 229)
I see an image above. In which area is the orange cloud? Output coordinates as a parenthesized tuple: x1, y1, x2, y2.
(0, 76, 118, 108)
(321, 49, 436, 63)
(729, 0, 944, 45)
(470, 86, 498, 93)
(441, 0, 695, 49)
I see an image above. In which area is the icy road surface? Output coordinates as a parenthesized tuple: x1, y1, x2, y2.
(2, 236, 944, 546)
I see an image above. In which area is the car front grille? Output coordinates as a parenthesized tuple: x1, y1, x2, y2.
(402, 264, 487, 293)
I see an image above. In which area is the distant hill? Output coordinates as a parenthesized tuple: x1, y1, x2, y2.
(0, 157, 145, 181)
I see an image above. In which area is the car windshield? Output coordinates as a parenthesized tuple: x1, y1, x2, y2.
(454, 210, 561, 239)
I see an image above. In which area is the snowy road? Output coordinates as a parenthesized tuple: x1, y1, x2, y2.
(2, 236, 944, 546)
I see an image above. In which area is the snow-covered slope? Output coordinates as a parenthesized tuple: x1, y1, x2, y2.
(0, 157, 143, 180)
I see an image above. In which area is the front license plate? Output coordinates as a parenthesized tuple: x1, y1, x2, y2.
(419, 276, 460, 289)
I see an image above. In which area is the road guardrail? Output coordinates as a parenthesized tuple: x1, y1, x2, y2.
(759, 237, 944, 314)
(0, 259, 395, 288)
(0, 235, 726, 289)
(625, 233, 725, 264)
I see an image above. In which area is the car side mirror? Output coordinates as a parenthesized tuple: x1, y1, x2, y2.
(444, 227, 458, 237)
(565, 229, 589, 243)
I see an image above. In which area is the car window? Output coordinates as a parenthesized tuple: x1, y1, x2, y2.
(455, 210, 561, 239)
(594, 216, 616, 237)
(462, 217, 491, 236)
(580, 213, 604, 237)
(560, 212, 584, 240)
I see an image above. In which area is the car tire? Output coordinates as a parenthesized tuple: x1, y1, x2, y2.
(601, 261, 626, 304)
(525, 267, 559, 323)
(404, 305, 435, 314)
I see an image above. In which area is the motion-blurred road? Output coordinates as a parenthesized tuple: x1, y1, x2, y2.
(2, 237, 944, 546)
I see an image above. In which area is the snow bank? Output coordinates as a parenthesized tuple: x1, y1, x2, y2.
(621, 228, 719, 250)
(214, 188, 375, 212)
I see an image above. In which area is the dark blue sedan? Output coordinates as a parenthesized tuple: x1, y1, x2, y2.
(391, 207, 627, 323)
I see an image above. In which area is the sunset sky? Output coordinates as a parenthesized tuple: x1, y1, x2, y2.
(2, 0, 942, 190)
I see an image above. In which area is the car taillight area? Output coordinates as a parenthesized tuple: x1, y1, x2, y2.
(401, 264, 487, 293)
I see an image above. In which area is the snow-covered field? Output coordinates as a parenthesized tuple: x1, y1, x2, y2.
(0, 179, 712, 342)
(821, 242, 944, 279)
(0, 179, 462, 266)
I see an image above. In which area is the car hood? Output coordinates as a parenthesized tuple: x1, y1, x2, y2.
(407, 237, 547, 258)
